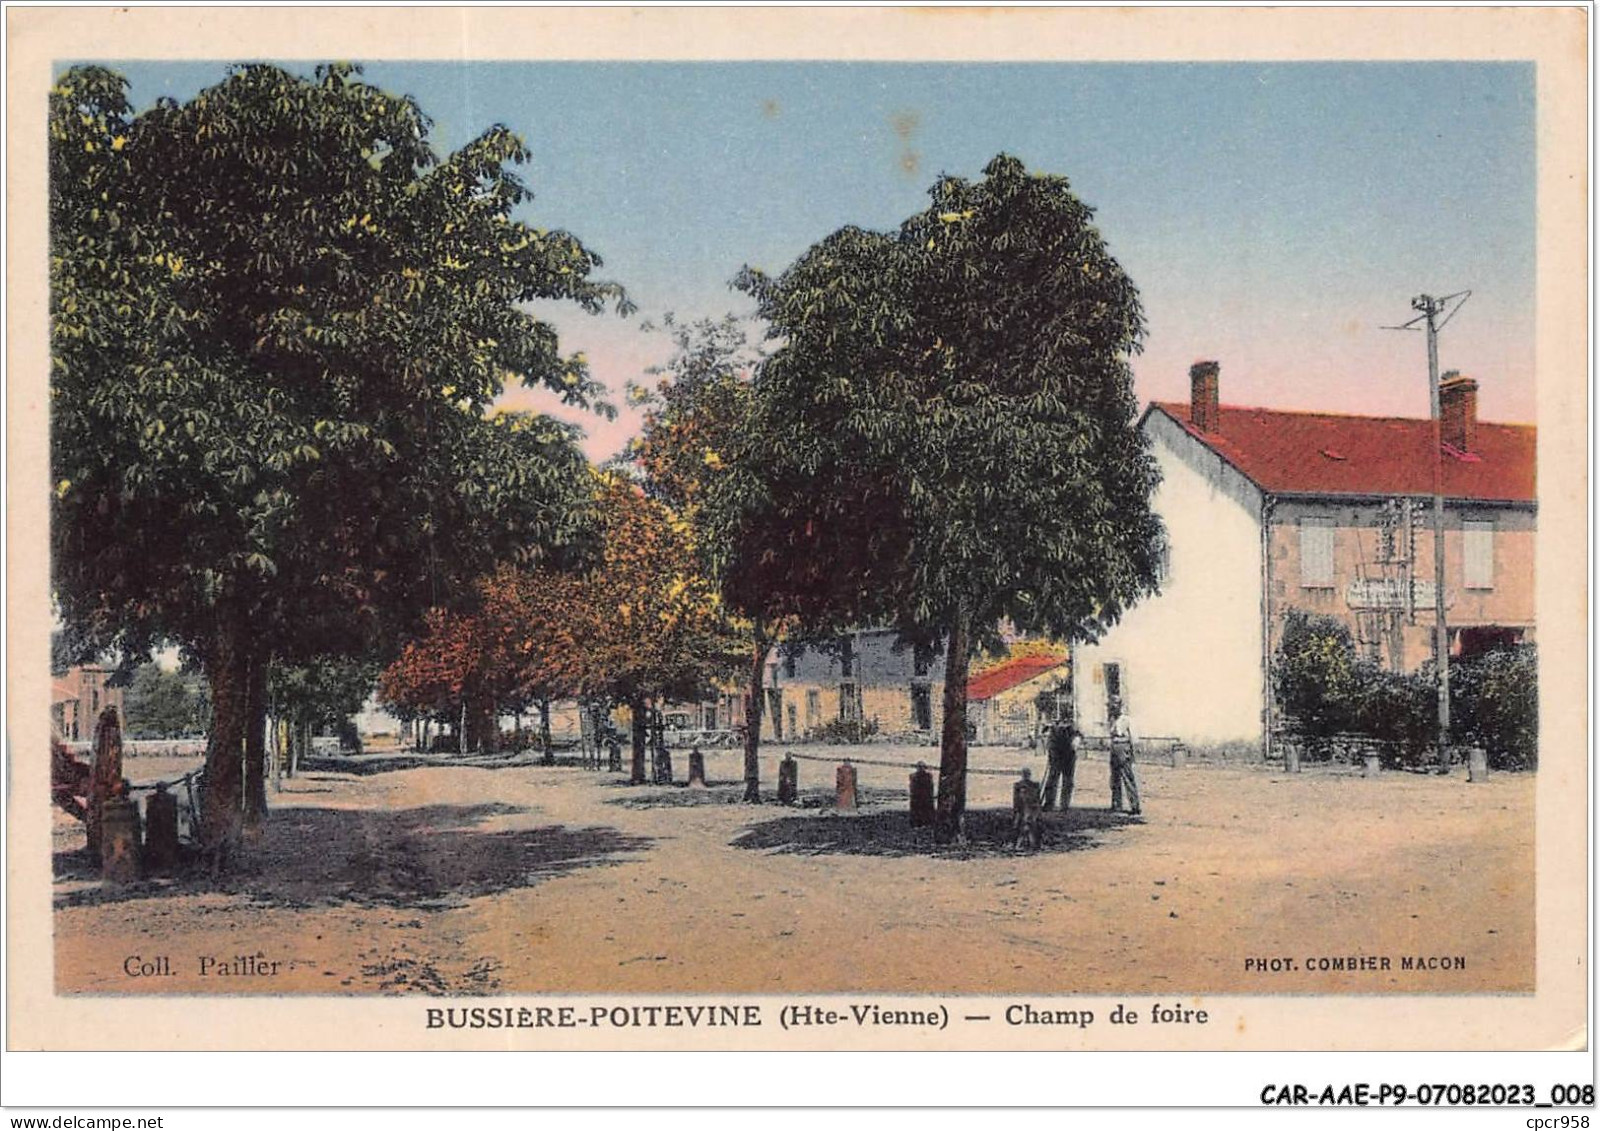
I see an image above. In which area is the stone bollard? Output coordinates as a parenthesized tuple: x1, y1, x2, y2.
(143, 784, 180, 873)
(1012, 769, 1043, 850)
(777, 756, 798, 805)
(908, 763, 935, 827)
(1170, 743, 1187, 770)
(655, 748, 674, 785)
(1468, 747, 1489, 783)
(688, 748, 707, 788)
(1284, 744, 1301, 774)
(100, 795, 143, 884)
(835, 761, 858, 810)
(1363, 753, 1382, 778)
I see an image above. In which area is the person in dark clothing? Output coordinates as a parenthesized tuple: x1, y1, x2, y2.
(1040, 720, 1078, 811)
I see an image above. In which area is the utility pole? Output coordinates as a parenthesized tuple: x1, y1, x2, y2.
(1414, 294, 1451, 771)
(1386, 290, 1470, 772)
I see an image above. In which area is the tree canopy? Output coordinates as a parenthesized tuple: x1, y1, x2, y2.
(727, 153, 1165, 836)
(50, 62, 625, 851)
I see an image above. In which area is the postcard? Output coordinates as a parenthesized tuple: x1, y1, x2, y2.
(5, 6, 1588, 1064)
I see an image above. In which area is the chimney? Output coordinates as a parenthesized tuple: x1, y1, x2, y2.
(1189, 360, 1220, 433)
(1439, 371, 1478, 453)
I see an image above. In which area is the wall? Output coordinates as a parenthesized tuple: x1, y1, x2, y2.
(762, 629, 945, 741)
(1074, 413, 1267, 746)
(1266, 499, 1536, 672)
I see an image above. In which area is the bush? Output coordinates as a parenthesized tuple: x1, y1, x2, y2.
(810, 716, 880, 744)
(1452, 644, 1538, 770)
(1274, 612, 1364, 756)
(1354, 666, 1436, 769)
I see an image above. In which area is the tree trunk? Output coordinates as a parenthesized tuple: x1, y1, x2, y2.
(629, 696, 648, 785)
(935, 611, 972, 844)
(271, 715, 283, 794)
(459, 700, 468, 755)
(242, 655, 269, 829)
(200, 617, 250, 865)
(742, 626, 767, 803)
(539, 699, 553, 765)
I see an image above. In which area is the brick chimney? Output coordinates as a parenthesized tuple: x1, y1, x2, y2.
(1439, 371, 1478, 453)
(1190, 360, 1220, 434)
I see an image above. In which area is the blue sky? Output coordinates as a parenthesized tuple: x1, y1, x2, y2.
(99, 59, 1536, 459)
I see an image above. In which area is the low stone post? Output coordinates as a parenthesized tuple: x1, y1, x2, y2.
(100, 794, 142, 884)
(1468, 747, 1489, 783)
(1363, 751, 1382, 778)
(655, 747, 674, 785)
(143, 784, 180, 873)
(687, 748, 707, 788)
(1012, 769, 1043, 850)
(777, 756, 798, 805)
(908, 763, 935, 827)
(835, 761, 858, 810)
(1284, 744, 1301, 774)
(1170, 743, 1187, 770)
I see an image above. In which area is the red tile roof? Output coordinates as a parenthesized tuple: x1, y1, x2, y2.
(1151, 402, 1535, 503)
(967, 653, 1067, 702)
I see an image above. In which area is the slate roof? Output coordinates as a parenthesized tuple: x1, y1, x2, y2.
(1150, 402, 1535, 503)
(967, 653, 1067, 702)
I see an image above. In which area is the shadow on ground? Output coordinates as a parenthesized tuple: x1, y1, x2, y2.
(605, 783, 906, 810)
(54, 801, 652, 911)
(299, 749, 598, 776)
(731, 805, 1141, 858)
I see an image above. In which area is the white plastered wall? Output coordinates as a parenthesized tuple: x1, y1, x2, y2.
(1074, 413, 1265, 747)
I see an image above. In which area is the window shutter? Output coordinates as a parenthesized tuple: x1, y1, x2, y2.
(1464, 520, 1495, 589)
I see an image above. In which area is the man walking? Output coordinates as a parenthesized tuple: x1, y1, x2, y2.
(1109, 703, 1141, 816)
(1040, 720, 1078, 811)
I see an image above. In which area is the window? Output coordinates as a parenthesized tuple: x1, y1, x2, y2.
(911, 685, 932, 730)
(806, 689, 821, 728)
(1463, 520, 1494, 590)
(1102, 663, 1124, 724)
(1300, 517, 1336, 588)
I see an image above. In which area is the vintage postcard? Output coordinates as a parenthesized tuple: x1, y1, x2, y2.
(5, 6, 1589, 1064)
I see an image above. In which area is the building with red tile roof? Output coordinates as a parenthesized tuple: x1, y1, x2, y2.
(1072, 361, 1535, 753)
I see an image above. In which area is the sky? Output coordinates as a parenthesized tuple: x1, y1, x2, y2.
(101, 59, 1536, 462)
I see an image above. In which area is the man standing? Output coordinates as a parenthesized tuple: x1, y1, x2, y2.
(1109, 704, 1141, 816)
(1040, 720, 1078, 811)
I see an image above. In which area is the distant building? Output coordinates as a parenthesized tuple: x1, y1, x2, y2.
(967, 652, 1070, 745)
(51, 664, 123, 742)
(1073, 361, 1535, 751)
(759, 628, 945, 742)
(758, 630, 1067, 745)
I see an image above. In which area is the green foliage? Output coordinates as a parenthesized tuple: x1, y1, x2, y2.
(1451, 645, 1538, 770)
(1354, 665, 1437, 769)
(1276, 615, 1538, 771)
(122, 662, 210, 738)
(1274, 611, 1366, 748)
(721, 153, 1164, 652)
(49, 61, 622, 672)
(270, 655, 377, 731)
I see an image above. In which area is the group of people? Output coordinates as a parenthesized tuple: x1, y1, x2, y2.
(1037, 704, 1142, 817)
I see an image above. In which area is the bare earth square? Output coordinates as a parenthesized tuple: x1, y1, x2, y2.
(54, 744, 1533, 997)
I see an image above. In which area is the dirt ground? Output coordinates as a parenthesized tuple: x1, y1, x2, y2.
(53, 742, 1534, 996)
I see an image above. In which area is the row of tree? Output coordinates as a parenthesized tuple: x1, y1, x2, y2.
(52, 61, 1166, 855)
